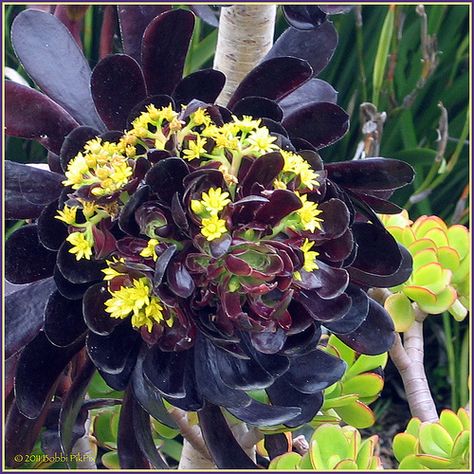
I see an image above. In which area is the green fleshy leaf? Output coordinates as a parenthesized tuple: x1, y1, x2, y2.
(398, 454, 427, 469)
(299, 452, 313, 469)
(152, 418, 180, 439)
(345, 353, 388, 378)
(406, 417, 422, 437)
(412, 262, 449, 294)
(341, 373, 384, 398)
(439, 409, 464, 440)
(457, 408, 470, 430)
(451, 430, 470, 458)
(407, 238, 437, 255)
(416, 454, 456, 469)
(269, 452, 302, 470)
(419, 423, 453, 457)
(323, 394, 359, 409)
(393, 433, 418, 462)
(334, 401, 375, 429)
(412, 248, 438, 271)
(417, 286, 457, 315)
(101, 451, 119, 469)
(437, 246, 461, 273)
(384, 292, 415, 332)
(424, 227, 449, 247)
(403, 285, 437, 306)
(327, 335, 356, 366)
(310, 425, 351, 469)
(334, 459, 358, 469)
(356, 436, 377, 469)
(447, 225, 469, 259)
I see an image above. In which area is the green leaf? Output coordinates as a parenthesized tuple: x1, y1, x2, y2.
(341, 373, 384, 398)
(398, 454, 427, 469)
(345, 352, 388, 378)
(356, 436, 377, 469)
(392, 433, 418, 462)
(327, 335, 356, 366)
(161, 439, 183, 462)
(101, 451, 119, 469)
(335, 401, 376, 429)
(451, 430, 470, 458)
(151, 419, 180, 440)
(187, 30, 218, 73)
(419, 423, 453, 457)
(457, 408, 470, 430)
(334, 459, 358, 469)
(268, 452, 302, 470)
(310, 425, 351, 469)
(372, 5, 395, 106)
(384, 292, 415, 332)
(416, 454, 456, 469)
(406, 417, 422, 437)
(323, 394, 359, 409)
(299, 452, 313, 469)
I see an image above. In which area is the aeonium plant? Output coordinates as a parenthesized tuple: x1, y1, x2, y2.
(5, 7, 415, 469)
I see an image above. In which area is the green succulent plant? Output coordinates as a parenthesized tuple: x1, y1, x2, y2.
(269, 424, 382, 470)
(393, 408, 470, 469)
(314, 335, 387, 429)
(381, 211, 470, 331)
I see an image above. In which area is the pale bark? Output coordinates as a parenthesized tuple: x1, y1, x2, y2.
(369, 288, 439, 422)
(213, 5, 277, 105)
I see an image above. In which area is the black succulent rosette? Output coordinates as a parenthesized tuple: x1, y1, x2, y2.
(5, 7, 414, 469)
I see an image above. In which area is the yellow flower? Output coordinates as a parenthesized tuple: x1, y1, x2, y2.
(110, 161, 133, 187)
(300, 238, 320, 272)
(190, 199, 205, 215)
(104, 277, 168, 332)
(182, 135, 207, 160)
(281, 151, 319, 190)
(247, 126, 278, 153)
(192, 108, 211, 126)
(232, 115, 261, 133)
(201, 214, 227, 241)
(55, 205, 78, 225)
(140, 239, 159, 261)
(299, 163, 319, 190)
(66, 231, 93, 261)
(297, 193, 324, 233)
(102, 257, 126, 281)
(82, 201, 97, 219)
(273, 179, 287, 190)
(63, 153, 90, 188)
(200, 188, 231, 215)
(161, 104, 177, 122)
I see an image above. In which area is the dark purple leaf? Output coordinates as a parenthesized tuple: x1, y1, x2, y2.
(319, 198, 351, 240)
(6, 225, 57, 284)
(60, 126, 99, 172)
(118, 388, 150, 469)
(56, 241, 106, 284)
(250, 328, 287, 355)
(54, 266, 90, 300)
(295, 290, 351, 323)
(171, 192, 190, 232)
(283, 102, 349, 149)
(198, 404, 258, 469)
(86, 323, 140, 374)
(173, 68, 226, 106)
(324, 285, 369, 335)
(241, 152, 284, 196)
(59, 358, 95, 459)
(284, 349, 346, 393)
(281, 323, 322, 357)
(15, 332, 84, 419)
(264, 433, 291, 459)
(279, 78, 337, 117)
(227, 399, 301, 426)
(143, 346, 187, 398)
(318, 229, 354, 263)
(83, 283, 121, 336)
(37, 200, 67, 251)
(11, 10, 104, 129)
(338, 298, 395, 355)
(255, 190, 302, 226)
(119, 185, 151, 235)
(5, 399, 53, 467)
(127, 94, 175, 126)
(283, 5, 327, 30)
(231, 96, 283, 122)
(195, 336, 251, 407)
(266, 380, 323, 428)
(166, 261, 195, 298)
(265, 21, 338, 76)
(5, 277, 55, 359)
(142, 9, 195, 95)
(319, 5, 354, 14)
(5, 82, 79, 154)
(44, 291, 87, 347)
(154, 245, 177, 289)
(48, 151, 62, 173)
(326, 158, 415, 191)
(5, 160, 64, 220)
(216, 347, 274, 390)
(118, 6, 171, 63)
(132, 397, 169, 468)
(228, 57, 312, 108)
(145, 158, 189, 203)
(351, 191, 403, 214)
(98, 346, 139, 392)
(131, 350, 178, 427)
(190, 5, 220, 27)
(91, 54, 147, 130)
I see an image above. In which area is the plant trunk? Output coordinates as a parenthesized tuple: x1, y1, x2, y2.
(213, 5, 277, 105)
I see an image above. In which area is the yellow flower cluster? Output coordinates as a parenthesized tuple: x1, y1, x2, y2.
(281, 151, 320, 190)
(191, 187, 230, 241)
(296, 193, 324, 233)
(104, 277, 172, 332)
(294, 239, 320, 280)
(140, 238, 159, 261)
(63, 138, 134, 197)
(66, 230, 94, 261)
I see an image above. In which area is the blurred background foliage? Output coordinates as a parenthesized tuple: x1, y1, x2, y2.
(4, 3, 470, 467)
